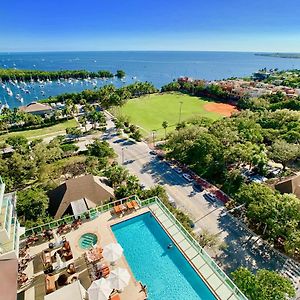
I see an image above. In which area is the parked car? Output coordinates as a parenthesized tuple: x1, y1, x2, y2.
(193, 183, 203, 192)
(203, 192, 217, 203)
(182, 173, 193, 182)
(164, 160, 173, 167)
(149, 150, 156, 155)
(174, 167, 182, 174)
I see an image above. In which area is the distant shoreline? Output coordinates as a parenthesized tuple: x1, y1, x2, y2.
(255, 53, 300, 59)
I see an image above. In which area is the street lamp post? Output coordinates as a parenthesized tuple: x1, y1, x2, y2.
(121, 147, 125, 164)
(152, 131, 156, 148)
(178, 101, 183, 124)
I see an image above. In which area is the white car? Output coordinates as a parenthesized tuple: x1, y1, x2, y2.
(174, 167, 183, 174)
(182, 173, 193, 182)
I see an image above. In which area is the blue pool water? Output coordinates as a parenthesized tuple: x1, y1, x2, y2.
(112, 212, 217, 300)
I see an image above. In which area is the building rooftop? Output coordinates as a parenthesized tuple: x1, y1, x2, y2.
(19, 102, 53, 114)
(48, 175, 114, 219)
(275, 173, 300, 199)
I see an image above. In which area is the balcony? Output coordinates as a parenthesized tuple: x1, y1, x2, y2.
(0, 193, 16, 235)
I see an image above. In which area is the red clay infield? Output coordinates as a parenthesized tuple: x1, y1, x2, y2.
(204, 103, 238, 117)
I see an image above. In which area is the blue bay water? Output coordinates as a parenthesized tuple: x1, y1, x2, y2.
(1, 51, 300, 109)
(111, 212, 217, 300)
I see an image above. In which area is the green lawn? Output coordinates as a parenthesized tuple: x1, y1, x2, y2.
(116, 93, 223, 137)
(0, 119, 78, 143)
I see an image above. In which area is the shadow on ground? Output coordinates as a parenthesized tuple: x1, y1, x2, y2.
(216, 214, 286, 274)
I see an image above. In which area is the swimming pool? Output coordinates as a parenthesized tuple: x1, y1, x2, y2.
(78, 233, 98, 249)
(111, 212, 217, 300)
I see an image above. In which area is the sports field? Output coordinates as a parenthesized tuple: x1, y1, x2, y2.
(0, 119, 78, 143)
(117, 92, 237, 137)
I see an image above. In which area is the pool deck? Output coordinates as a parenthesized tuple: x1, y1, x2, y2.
(21, 207, 149, 300)
(20, 200, 247, 300)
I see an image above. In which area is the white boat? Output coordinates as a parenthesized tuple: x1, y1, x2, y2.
(16, 94, 24, 103)
(6, 87, 13, 96)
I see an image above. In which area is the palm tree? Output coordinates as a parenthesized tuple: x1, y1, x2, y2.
(162, 120, 168, 139)
(79, 115, 88, 132)
(53, 109, 62, 121)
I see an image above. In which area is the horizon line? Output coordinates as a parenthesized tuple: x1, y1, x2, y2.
(1, 50, 300, 54)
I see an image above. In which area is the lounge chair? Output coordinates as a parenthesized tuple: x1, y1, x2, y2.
(131, 200, 139, 210)
(45, 274, 56, 294)
(114, 205, 121, 214)
(110, 294, 121, 300)
(126, 202, 134, 209)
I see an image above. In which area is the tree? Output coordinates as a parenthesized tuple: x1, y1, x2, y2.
(130, 129, 142, 142)
(66, 127, 82, 140)
(222, 169, 245, 196)
(87, 110, 106, 129)
(232, 267, 295, 300)
(186, 132, 225, 180)
(115, 70, 126, 79)
(79, 114, 88, 132)
(32, 142, 63, 166)
(166, 126, 206, 162)
(114, 175, 140, 199)
(87, 140, 114, 159)
(60, 143, 79, 156)
(17, 187, 49, 226)
(162, 120, 168, 139)
(6, 135, 29, 153)
(269, 139, 300, 170)
(197, 228, 225, 253)
(103, 165, 129, 187)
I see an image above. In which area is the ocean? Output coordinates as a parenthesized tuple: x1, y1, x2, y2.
(1, 51, 300, 109)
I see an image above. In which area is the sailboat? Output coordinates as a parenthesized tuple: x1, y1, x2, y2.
(16, 94, 24, 103)
(6, 87, 13, 97)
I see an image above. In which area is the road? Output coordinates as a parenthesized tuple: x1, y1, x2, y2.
(103, 113, 288, 275)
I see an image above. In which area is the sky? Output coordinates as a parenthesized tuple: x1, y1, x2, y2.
(1, 0, 300, 52)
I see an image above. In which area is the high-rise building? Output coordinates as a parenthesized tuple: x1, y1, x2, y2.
(0, 177, 24, 300)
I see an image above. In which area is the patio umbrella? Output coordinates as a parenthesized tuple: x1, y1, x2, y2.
(87, 278, 113, 300)
(55, 252, 63, 268)
(102, 243, 123, 264)
(108, 267, 130, 291)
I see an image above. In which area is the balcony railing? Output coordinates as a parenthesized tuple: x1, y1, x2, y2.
(21, 195, 139, 238)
